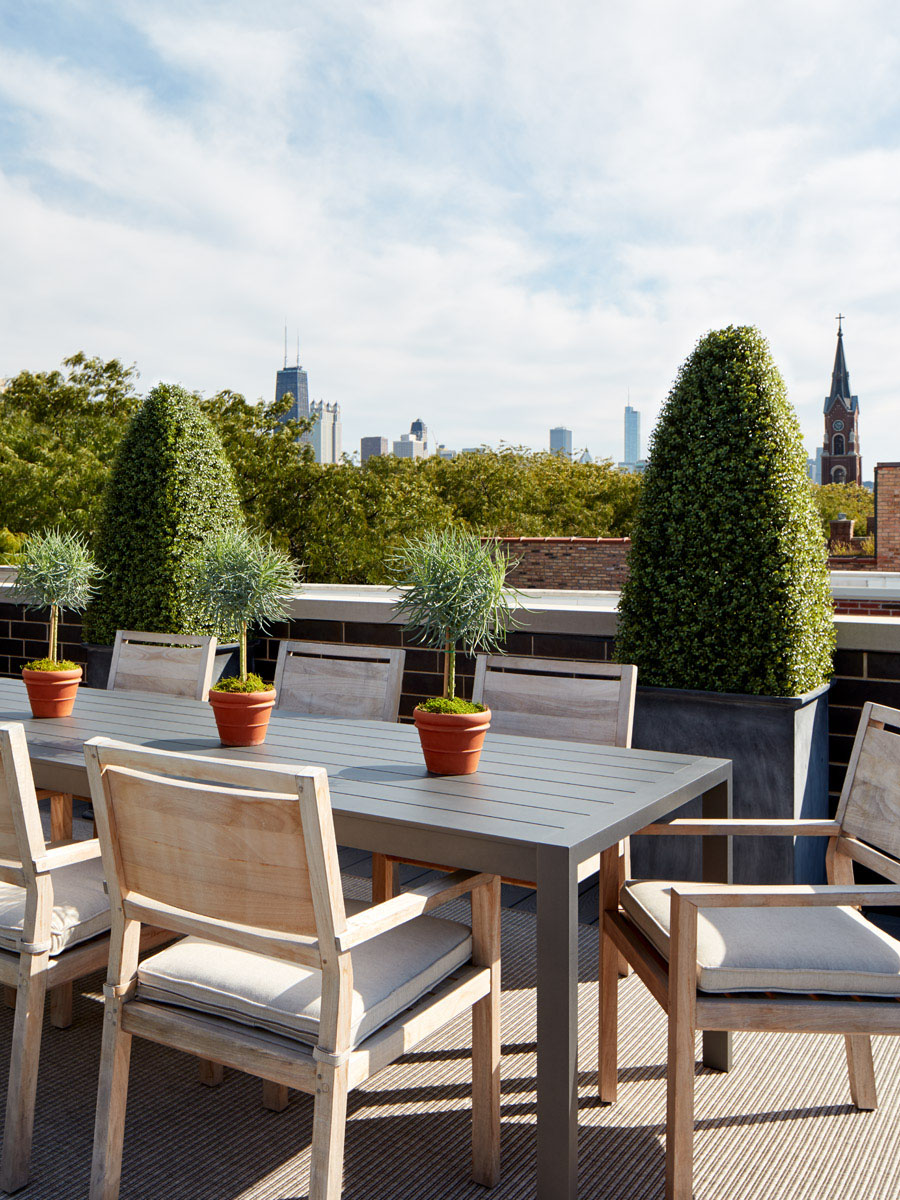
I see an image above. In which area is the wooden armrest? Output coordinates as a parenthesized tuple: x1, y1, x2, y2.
(34, 838, 103, 873)
(337, 870, 495, 952)
(838, 836, 900, 884)
(637, 818, 842, 837)
(670, 882, 900, 909)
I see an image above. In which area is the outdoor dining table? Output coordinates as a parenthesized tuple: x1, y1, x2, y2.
(0, 677, 732, 1199)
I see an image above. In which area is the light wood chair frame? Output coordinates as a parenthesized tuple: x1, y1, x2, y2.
(601, 699, 900, 1200)
(273, 640, 406, 723)
(107, 630, 218, 701)
(0, 724, 167, 1193)
(84, 738, 501, 1200)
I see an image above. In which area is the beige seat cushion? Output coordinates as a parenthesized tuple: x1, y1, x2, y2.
(0, 857, 110, 956)
(137, 899, 472, 1048)
(622, 879, 900, 996)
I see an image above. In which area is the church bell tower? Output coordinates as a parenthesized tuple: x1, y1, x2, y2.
(821, 315, 862, 485)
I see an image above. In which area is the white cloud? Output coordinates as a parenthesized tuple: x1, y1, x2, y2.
(1, 0, 899, 468)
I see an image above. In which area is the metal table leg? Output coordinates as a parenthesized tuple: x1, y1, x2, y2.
(536, 845, 579, 1199)
(701, 777, 733, 1072)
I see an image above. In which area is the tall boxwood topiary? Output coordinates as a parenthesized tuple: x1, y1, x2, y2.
(616, 326, 834, 696)
(83, 383, 245, 644)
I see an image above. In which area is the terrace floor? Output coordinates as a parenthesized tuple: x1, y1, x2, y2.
(6, 849, 900, 1200)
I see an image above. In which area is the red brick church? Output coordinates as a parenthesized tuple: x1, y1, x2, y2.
(821, 316, 862, 485)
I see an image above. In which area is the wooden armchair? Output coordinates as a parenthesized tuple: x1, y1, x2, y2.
(273, 640, 406, 721)
(601, 700, 900, 1200)
(84, 738, 501, 1200)
(107, 630, 218, 700)
(0, 723, 167, 1193)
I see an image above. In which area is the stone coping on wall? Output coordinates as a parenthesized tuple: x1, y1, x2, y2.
(4, 579, 900, 648)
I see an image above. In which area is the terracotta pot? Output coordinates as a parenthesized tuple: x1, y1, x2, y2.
(208, 687, 277, 747)
(22, 667, 83, 718)
(413, 706, 492, 775)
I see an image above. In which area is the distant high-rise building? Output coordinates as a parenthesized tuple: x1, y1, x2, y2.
(624, 405, 640, 465)
(550, 426, 573, 459)
(275, 363, 310, 423)
(361, 436, 389, 463)
(394, 433, 425, 459)
(578, 448, 593, 464)
(309, 400, 342, 464)
(409, 418, 428, 452)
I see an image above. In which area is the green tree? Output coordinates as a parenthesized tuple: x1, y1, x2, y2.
(83, 384, 245, 643)
(811, 482, 874, 537)
(617, 326, 834, 696)
(425, 447, 641, 536)
(0, 353, 141, 535)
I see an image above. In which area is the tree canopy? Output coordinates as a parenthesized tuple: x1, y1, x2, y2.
(1, 353, 645, 583)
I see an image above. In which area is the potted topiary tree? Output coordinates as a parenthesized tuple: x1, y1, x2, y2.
(81, 383, 245, 684)
(617, 325, 835, 883)
(14, 529, 101, 717)
(391, 528, 518, 774)
(192, 527, 299, 746)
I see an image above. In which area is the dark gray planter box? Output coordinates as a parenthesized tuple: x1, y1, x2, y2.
(629, 682, 830, 885)
(82, 642, 241, 690)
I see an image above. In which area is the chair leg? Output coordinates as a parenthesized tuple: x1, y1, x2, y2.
(309, 1063, 349, 1200)
(198, 1060, 224, 1087)
(262, 1081, 290, 1112)
(845, 1034, 877, 1110)
(89, 1000, 133, 1200)
(371, 853, 396, 903)
(49, 792, 73, 843)
(50, 982, 74, 1029)
(599, 847, 620, 1103)
(471, 877, 501, 1187)
(666, 894, 698, 1200)
(616, 841, 631, 977)
(0, 957, 48, 1194)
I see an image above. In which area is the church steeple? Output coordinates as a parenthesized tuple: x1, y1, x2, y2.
(820, 316, 862, 485)
(827, 316, 852, 408)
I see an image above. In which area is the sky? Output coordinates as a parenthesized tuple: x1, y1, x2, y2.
(1, 0, 899, 469)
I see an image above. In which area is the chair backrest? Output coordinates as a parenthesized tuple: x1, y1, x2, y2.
(472, 655, 637, 747)
(274, 640, 406, 722)
(84, 739, 346, 969)
(0, 723, 47, 892)
(836, 701, 900, 861)
(107, 630, 218, 701)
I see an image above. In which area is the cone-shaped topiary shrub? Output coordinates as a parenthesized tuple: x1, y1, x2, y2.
(616, 326, 834, 696)
(83, 383, 245, 644)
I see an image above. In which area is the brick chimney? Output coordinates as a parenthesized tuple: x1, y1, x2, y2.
(875, 463, 900, 570)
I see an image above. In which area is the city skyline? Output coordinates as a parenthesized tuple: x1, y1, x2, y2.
(2, 5, 899, 464)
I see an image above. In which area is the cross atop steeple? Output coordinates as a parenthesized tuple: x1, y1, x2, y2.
(836, 312, 845, 335)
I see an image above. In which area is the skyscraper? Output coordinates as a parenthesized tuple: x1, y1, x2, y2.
(550, 426, 573, 459)
(275, 364, 309, 423)
(624, 405, 640, 465)
(361, 436, 389, 463)
(309, 400, 342, 464)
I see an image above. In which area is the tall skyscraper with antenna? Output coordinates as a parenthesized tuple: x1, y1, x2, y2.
(275, 327, 309, 423)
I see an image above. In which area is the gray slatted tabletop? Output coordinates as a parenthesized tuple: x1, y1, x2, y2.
(0, 678, 732, 1199)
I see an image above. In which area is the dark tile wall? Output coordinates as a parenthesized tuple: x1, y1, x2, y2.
(828, 645, 900, 807)
(2, 602, 898, 798)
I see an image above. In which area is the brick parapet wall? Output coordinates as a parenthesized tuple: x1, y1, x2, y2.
(876, 463, 900, 571)
(484, 537, 631, 590)
(827, 555, 877, 571)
